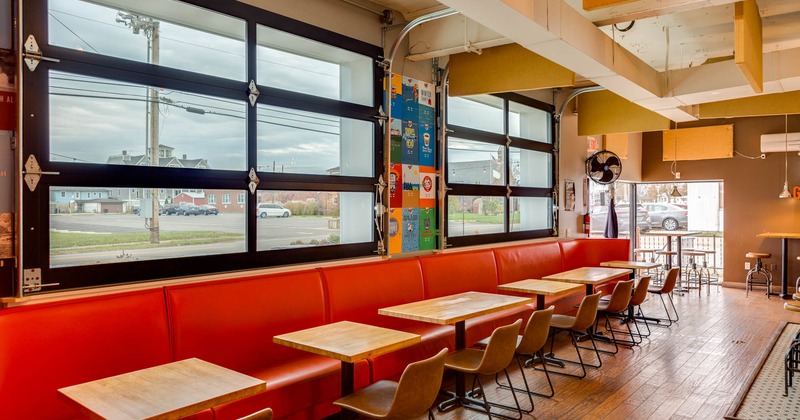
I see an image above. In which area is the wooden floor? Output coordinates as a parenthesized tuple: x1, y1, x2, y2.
(422, 285, 800, 419)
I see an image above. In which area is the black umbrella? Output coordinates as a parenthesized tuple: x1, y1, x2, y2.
(604, 197, 619, 238)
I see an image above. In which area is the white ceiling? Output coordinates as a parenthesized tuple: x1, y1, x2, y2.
(356, 0, 800, 120)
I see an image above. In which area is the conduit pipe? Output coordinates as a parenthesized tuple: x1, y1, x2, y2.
(553, 86, 606, 237)
(380, 8, 459, 254)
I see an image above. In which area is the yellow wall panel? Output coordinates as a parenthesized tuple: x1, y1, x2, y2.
(577, 90, 671, 136)
(662, 125, 734, 161)
(604, 133, 629, 159)
(448, 44, 575, 97)
(698, 91, 800, 118)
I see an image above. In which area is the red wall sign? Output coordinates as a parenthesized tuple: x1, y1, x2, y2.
(0, 91, 14, 131)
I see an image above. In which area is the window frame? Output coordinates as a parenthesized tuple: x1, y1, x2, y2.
(444, 92, 556, 247)
(21, 0, 383, 292)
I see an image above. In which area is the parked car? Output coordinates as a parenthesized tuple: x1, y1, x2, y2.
(176, 203, 202, 216)
(162, 204, 179, 215)
(257, 203, 291, 218)
(641, 202, 688, 231)
(591, 203, 651, 233)
(199, 205, 218, 215)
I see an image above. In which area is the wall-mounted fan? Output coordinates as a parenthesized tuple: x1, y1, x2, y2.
(585, 150, 622, 184)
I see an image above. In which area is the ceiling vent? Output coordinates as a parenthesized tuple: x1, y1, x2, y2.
(760, 132, 800, 153)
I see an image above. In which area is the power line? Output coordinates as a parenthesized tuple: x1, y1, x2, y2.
(49, 12, 100, 53)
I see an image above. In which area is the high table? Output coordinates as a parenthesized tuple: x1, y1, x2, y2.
(273, 320, 420, 419)
(378, 291, 531, 412)
(757, 232, 800, 299)
(600, 260, 661, 280)
(542, 267, 632, 295)
(641, 230, 699, 278)
(58, 358, 266, 420)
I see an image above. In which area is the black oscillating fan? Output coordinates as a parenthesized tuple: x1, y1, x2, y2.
(585, 150, 622, 185)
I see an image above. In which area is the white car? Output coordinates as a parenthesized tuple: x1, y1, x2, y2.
(257, 203, 292, 218)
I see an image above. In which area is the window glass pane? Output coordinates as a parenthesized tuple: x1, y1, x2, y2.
(49, 187, 246, 268)
(508, 101, 550, 142)
(257, 105, 373, 176)
(447, 138, 505, 185)
(49, 71, 247, 170)
(510, 197, 552, 232)
(256, 190, 373, 250)
(509, 148, 551, 188)
(257, 25, 373, 106)
(447, 195, 505, 237)
(48, 0, 246, 80)
(447, 95, 503, 133)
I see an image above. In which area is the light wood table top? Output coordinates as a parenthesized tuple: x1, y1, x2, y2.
(642, 230, 700, 237)
(378, 291, 532, 325)
(542, 267, 632, 285)
(498, 279, 584, 296)
(600, 260, 661, 270)
(58, 358, 265, 420)
(758, 232, 800, 239)
(273, 320, 421, 363)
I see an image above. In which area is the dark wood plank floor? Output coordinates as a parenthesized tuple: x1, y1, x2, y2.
(421, 285, 800, 419)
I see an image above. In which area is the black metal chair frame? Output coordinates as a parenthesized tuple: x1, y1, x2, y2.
(536, 327, 603, 379)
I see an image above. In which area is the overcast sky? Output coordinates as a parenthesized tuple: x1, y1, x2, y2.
(47, 0, 363, 173)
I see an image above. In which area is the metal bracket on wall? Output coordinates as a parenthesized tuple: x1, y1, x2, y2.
(22, 35, 60, 72)
(248, 167, 259, 194)
(248, 80, 259, 107)
(22, 268, 59, 293)
(22, 155, 59, 192)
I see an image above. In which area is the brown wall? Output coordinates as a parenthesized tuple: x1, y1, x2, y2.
(642, 115, 800, 290)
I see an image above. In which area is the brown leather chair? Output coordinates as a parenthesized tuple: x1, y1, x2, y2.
(648, 267, 680, 326)
(237, 408, 273, 420)
(594, 280, 634, 354)
(514, 306, 555, 400)
(545, 293, 603, 379)
(334, 348, 448, 420)
(444, 319, 524, 419)
(626, 276, 653, 342)
(474, 306, 556, 414)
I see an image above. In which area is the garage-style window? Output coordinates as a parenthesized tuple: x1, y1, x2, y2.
(445, 93, 555, 246)
(23, 0, 381, 291)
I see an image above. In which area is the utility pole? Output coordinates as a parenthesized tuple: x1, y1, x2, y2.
(117, 12, 160, 243)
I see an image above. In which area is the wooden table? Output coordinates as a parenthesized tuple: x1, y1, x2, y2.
(273, 321, 420, 400)
(542, 267, 632, 295)
(757, 232, 800, 299)
(58, 358, 266, 420)
(600, 260, 661, 279)
(379, 291, 531, 412)
(642, 230, 699, 278)
(498, 279, 583, 310)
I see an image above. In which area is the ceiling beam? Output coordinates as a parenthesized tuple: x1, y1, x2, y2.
(582, 0, 638, 11)
(566, 0, 739, 26)
(735, 0, 763, 93)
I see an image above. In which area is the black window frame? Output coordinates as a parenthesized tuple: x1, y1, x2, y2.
(21, 0, 383, 292)
(445, 92, 556, 247)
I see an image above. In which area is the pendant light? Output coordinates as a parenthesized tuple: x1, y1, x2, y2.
(670, 122, 682, 198)
(779, 114, 791, 198)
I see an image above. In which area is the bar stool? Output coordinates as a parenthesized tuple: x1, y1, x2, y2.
(745, 252, 772, 298)
(634, 248, 658, 280)
(634, 248, 657, 262)
(655, 250, 678, 291)
(699, 249, 720, 287)
(683, 250, 708, 295)
(795, 256, 800, 299)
